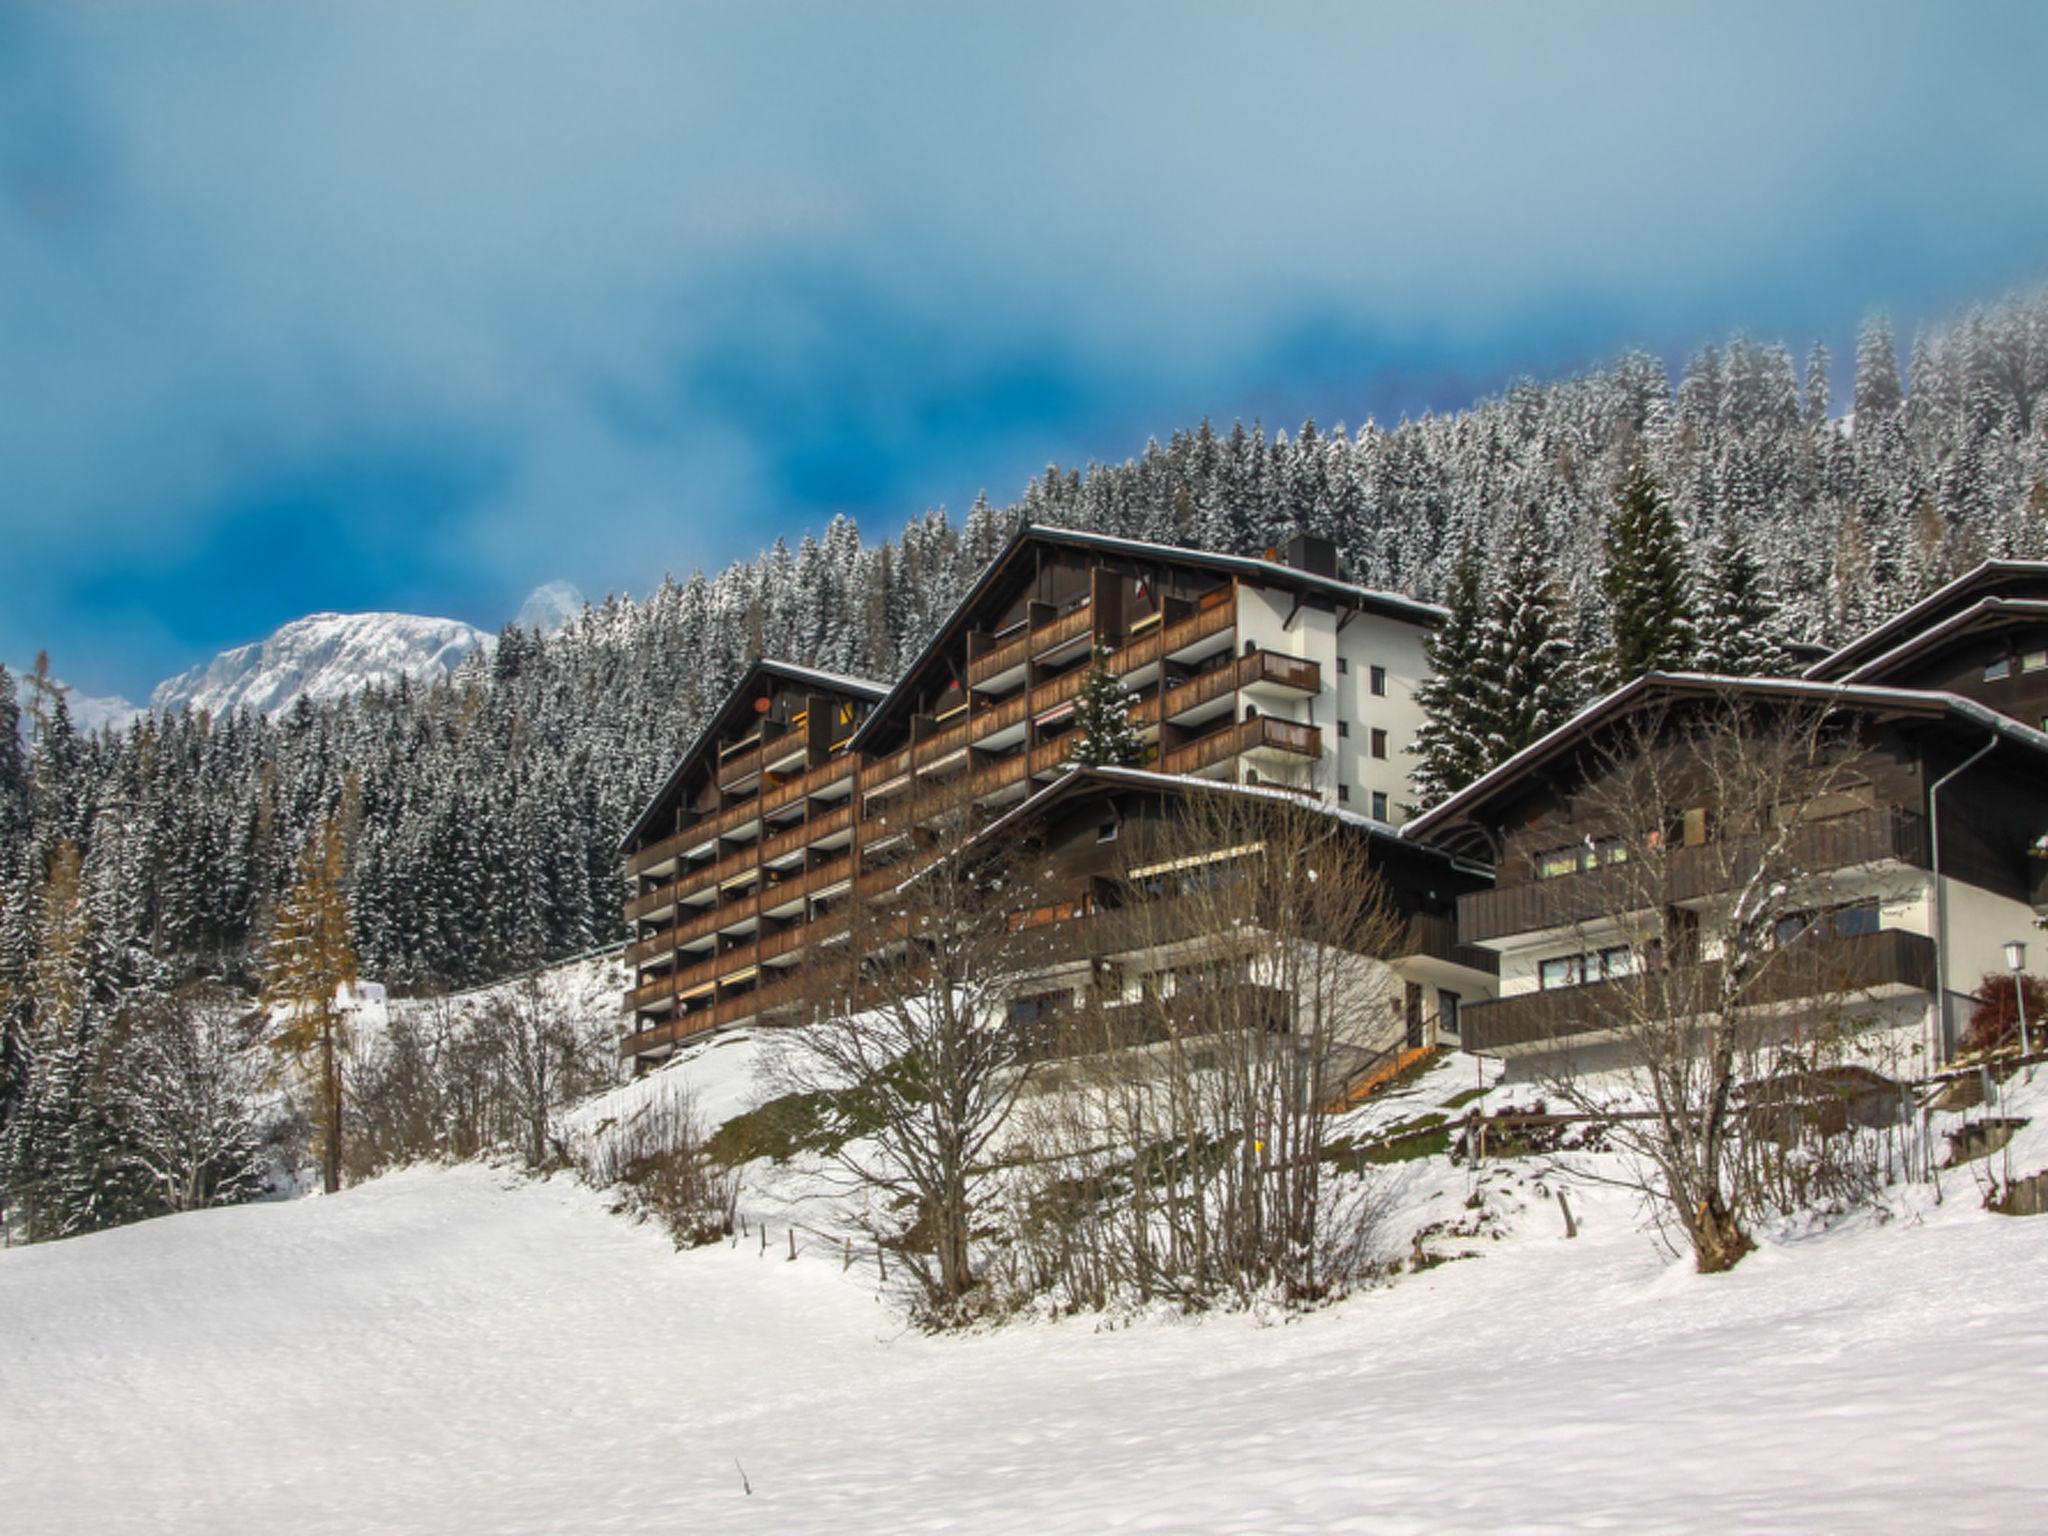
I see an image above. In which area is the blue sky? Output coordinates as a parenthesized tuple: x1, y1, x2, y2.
(6, 3, 2048, 701)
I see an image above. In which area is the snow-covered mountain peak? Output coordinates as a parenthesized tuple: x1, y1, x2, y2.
(150, 611, 493, 719)
(515, 580, 584, 634)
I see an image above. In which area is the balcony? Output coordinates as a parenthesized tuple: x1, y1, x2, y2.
(1398, 913, 1500, 977)
(1460, 926, 1937, 1055)
(1238, 649, 1320, 695)
(621, 969, 816, 1060)
(1158, 592, 1236, 658)
(1161, 714, 1321, 776)
(1459, 808, 1931, 945)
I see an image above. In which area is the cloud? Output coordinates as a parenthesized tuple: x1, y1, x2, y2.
(4, 3, 2048, 695)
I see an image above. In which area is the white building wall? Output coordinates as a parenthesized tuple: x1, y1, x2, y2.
(1234, 580, 1434, 823)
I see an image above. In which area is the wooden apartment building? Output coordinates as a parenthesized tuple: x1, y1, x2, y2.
(616, 524, 1467, 1066)
(1406, 562, 2048, 1076)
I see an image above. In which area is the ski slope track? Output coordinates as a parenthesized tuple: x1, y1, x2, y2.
(6, 1139, 2048, 1534)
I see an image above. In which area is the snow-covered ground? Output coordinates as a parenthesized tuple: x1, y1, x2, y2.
(7, 1051, 2048, 1533)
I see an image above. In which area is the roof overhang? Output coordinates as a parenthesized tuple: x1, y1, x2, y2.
(849, 522, 1445, 753)
(1806, 560, 2048, 681)
(618, 658, 887, 853)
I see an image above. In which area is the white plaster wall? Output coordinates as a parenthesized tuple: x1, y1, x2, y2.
(1235, 580, 1434, 822)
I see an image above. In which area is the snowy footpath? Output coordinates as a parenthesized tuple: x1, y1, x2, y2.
(5, 1146, 2048, 1535)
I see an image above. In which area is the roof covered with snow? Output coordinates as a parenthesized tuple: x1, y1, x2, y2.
(851, 522, 1444, 752)
(1805, 560, 2048, 681)
(1402, 670, 2048, 848)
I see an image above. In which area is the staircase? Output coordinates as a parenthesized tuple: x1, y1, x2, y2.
(1322, 1044, 1436, 1114)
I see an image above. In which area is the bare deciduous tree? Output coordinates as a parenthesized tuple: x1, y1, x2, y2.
(774, 805, 1054, 1324)
(1522, 695, 1914, 1271)
(1012, 787, 1406, 1310)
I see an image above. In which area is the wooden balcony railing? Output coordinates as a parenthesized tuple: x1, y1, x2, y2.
(1239, 649, 1320, 693)
(1458, 808, 1931, 945)
(1398, 913, 1500, 976)
(621, 969, 817, 1059)
(1160, 661, 1240, 721)
(1461, 926, 1937, 1055)
(967, 626, 1034, 689)
(627, 974, 676, 1012)
(1157, 593, 1237, 656)
(1161, 715, 1321, 775)
(1033, 602, 1095, 656)
(715, 739, 765, 789)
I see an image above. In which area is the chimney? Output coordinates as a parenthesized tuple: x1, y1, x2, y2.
(1282, 531, 1338, 579)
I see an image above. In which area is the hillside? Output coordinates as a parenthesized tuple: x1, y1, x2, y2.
(6, 1054, 2047, 1533)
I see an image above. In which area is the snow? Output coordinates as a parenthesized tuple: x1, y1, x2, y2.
(514, 580, 585, 635)
(9, 667, 141, 736)
(149, 611, 493, 719)
(9, 1047, 2048, 1532)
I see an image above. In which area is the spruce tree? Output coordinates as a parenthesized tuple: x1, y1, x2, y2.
(1855, 311, 1904, 421)
(1069, 647, 1146, 769)
(1472, 510, 1583, 771)
(1695, 516, 1788, 677)
(1408, 543, 1490, 806)
(1599, 455, 1696, 685)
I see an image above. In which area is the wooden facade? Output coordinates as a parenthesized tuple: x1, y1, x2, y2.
(616, 526, 1450, 1064)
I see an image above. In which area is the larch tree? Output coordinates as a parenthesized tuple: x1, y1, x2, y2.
(1599, 455, 1696, 685)
(262, 817, 360, 1195)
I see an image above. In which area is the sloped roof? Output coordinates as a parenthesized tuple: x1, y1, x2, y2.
(1833, 597, 2048, 683)
(850, 522, 1444, 751)
(1805, 561, 2048, 681)
(1400, 671, 2048, 848)
(619, 658, 888, 852)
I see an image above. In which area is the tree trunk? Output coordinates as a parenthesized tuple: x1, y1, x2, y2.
(322, 1018, 342, 1196)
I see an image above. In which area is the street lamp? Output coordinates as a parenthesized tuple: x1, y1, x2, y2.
(2005, 940, 2030, 1057)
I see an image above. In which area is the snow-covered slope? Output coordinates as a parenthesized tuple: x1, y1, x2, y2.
(9, 1065, 2048, 1533)
(150, 611, 492, 718)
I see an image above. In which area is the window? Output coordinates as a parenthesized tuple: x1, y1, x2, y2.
(1337, 657, 1349, 675)
(1337, 785, 1350, 803)
(1338, 721, 1350, 739)
(1541, 948, 1633, 989)
(1370, 727, 1389, 759)
(2025, 650, 2048, 673)
(1369, 664, 1387, 696)
(1597, 945, 1635, 980)
(1370, 790, 1389, 820)
(1535, 846, 1580, 880)
(1437, 989, 1461, 1036)
(1096, 820, 1119, 844)
(1986, 657, 2013, 681)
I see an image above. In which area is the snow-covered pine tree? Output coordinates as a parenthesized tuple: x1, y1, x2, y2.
(1695, 515, 1788, 677)
(1069, 646, 1146, 769)
(1408, 543, 1490, 807)
(1599, 455, 1696, 685)
(1472, 509, 1584, 772)
(1855, 311, 1904, 422)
